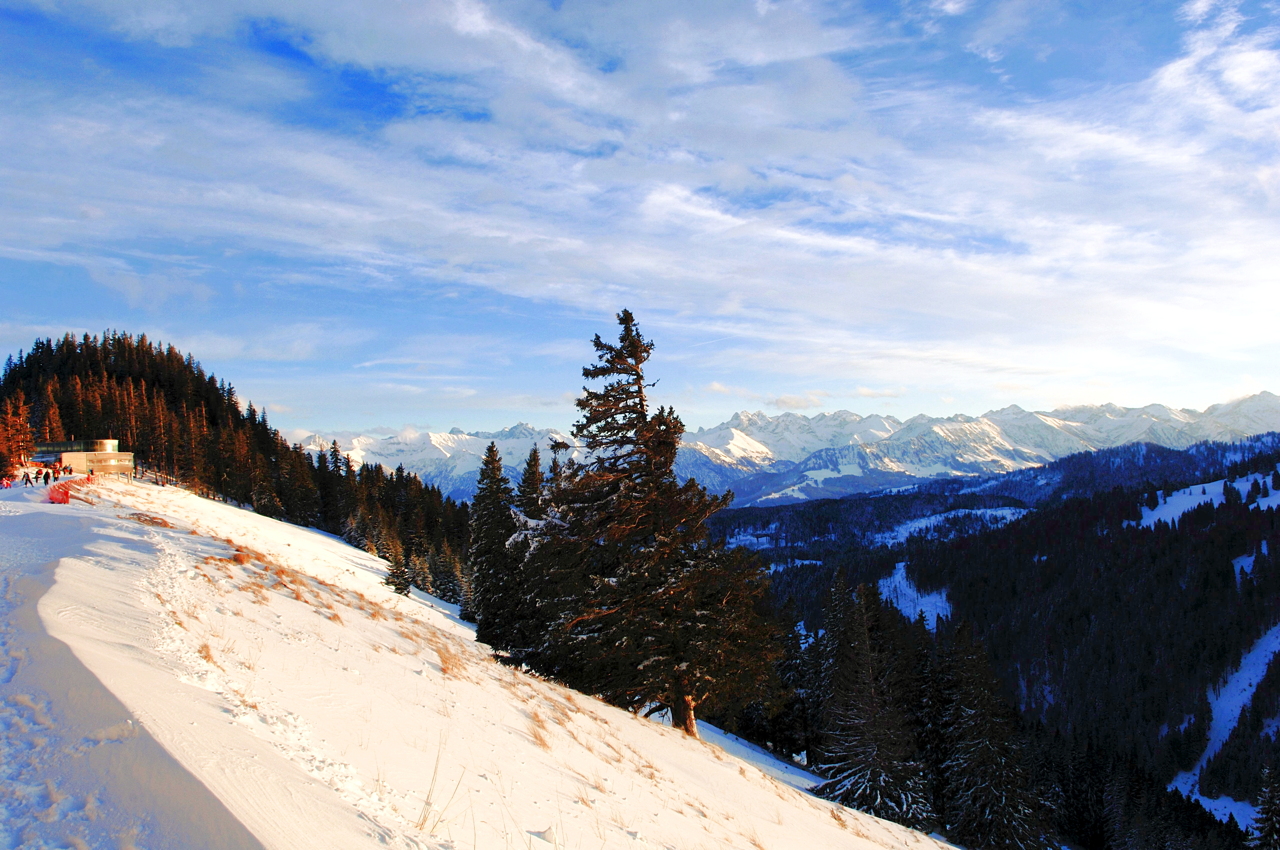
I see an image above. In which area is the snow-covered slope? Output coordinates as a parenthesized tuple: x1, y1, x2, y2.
(300, 393, 1280, 506)
(1169, 623, 1280, 829)
(878, 563, 951, 632)
(1132, 466, 1280, 830)
(1138, 469, 1280, 530)
(0, 477, 947, 850)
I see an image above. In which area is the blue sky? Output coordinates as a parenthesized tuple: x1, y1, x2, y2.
(1, 0, 1278, 436)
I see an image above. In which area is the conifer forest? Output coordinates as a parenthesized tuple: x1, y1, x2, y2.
(0, 332, 472, 603)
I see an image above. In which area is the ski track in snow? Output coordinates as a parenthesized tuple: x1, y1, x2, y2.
(0, 523, 61, 848)
(1, 476, 947, 850)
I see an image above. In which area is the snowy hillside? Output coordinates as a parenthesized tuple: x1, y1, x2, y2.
(1135, 468, 1280, 828)
(300, 393, 1280, 506)
(0, 476, 948, 850)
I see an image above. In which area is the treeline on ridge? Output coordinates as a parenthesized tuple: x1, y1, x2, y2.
(719, 578, 1239, 850)
(0, 332, 472, 604)
(746, 437, 1280, 834)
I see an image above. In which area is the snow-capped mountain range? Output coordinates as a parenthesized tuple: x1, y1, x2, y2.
(296, 392, 1280, 506)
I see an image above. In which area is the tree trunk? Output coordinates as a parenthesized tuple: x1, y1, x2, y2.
(670, 683, 699, 738)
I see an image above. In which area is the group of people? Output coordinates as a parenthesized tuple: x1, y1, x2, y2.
(2, 464, 74, 489)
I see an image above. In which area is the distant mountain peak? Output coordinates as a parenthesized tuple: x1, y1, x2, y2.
(466, 422, 546, 441)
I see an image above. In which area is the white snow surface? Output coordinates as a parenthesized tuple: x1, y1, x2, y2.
(689, 411, 902, 465)
(878, 563, 951, 632)
(1169, 621, 1280, 830)
(1147, 468, 1280, 829)
(1139, 468, 1280, 529)
(875, 508, 1029, 546)
(0, 476, 948, 850)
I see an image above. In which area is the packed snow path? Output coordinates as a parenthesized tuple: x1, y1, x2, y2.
(0, 493, 265, 849)
(0, 478, 949, 850)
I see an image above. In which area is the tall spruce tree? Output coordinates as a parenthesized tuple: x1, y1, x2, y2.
(469, 443, 519, 650)
(942, 623, 1046, 850)
(0, 392, 34, 477)
(515, 445, 544, 520)
(1252, 767, 1280, 850)
(37, 380, 64, 442)
(527, 310, 778, 736)
(814, 583, 933, 829)
(384, 556, 412, 595)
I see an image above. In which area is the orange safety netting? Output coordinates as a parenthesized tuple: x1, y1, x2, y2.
(47, 474, 96, 505)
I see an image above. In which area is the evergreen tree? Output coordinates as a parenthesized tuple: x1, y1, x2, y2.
(407, 552, 434, 596)
(0, 391, 34, 476)
(469, 442, 519, 650)
(814, 583, 933, 829)
(813, 575, 858, 751)
(942, 624, 1046, 850)
(1252, 767, 1280, 850)
(515, 444, 544, 519)
(36, 379, 65, 442)
(429, 544, 471, 611)
(527, 310, 779, 737)
(384, 556, 412, 596)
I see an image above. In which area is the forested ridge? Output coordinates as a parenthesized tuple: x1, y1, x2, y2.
(727, 438, 1280, 848)
(901, 463, 1280, 804)
(0, 332, 473, 603)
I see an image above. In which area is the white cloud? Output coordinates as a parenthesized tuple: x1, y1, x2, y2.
(1, 0, 1279, 427)
(766, 391, 829, 410)
(856, 386, 903, 398)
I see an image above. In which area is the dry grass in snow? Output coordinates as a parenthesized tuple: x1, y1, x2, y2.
(12, 475, 955, 850)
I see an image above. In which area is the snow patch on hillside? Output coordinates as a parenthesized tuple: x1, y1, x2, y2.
(876, 507, 1029, 545)
(1139, 468, 1280, 529)
(1169, 621, 1280, 830)
(0, 477, 943, 850)
(1233, 553, 1256, 584)
(878, 563, 951, 632)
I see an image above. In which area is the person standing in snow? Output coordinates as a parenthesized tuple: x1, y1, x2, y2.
(21, 471, 32, 487)
(43, 470, 51, 485)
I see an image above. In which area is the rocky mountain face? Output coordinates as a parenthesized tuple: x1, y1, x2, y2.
(300, 392, 1280, 505)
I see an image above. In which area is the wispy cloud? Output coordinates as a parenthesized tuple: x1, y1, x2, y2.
(0, 0, 1277, 430)
(767, 391, 830, 410)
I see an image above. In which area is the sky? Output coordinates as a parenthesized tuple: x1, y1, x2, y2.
(1, 0, 1278, 436)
